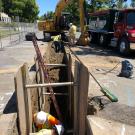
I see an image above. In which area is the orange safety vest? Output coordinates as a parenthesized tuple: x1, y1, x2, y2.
(33, 113, 60, 131)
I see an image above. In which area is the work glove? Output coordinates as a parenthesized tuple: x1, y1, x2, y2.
(55, 124, 64, 135)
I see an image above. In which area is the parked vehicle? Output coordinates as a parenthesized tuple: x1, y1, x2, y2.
(88, 9, 135, 55)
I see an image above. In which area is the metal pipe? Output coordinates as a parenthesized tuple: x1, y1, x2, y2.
(26, 82, 74, 89)
(43, 92, 68, 96)
(45, 64, 67, 67)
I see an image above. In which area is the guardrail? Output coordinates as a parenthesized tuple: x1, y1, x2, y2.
(0, 21, 38, 49)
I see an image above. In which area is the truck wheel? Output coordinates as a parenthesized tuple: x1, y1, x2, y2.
(119, 38, 130, 55)
(99, 34, 106, 46)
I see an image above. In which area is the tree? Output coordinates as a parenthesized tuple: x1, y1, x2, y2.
(2, 0, 39, 22)
(0, 0, 3, 12)
(39, 15, 45, 21)
(64, 0, 80, 25)
(131, 0, 135, 7)
(123, 3, 128, 8)
(44, 11, 54, 20)
(23, 0, 39, 22)
(88, 0, 108, 12)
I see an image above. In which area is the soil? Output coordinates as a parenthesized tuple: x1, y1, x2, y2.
(44, 42, 69, 127)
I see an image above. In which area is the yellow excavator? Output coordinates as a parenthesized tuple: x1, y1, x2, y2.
(38, 0, 90, 45)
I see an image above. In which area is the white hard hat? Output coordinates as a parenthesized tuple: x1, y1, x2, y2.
(69, 23, 73, 27)
(35, 111, 47, 125)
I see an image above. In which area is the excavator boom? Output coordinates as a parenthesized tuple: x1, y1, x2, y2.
(38, 0, 85, 34)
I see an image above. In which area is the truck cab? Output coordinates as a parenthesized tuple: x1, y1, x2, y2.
(88, 9, 135, 55)
(113, 9, 135, 54)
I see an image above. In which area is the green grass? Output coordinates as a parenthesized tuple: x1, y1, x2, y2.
(0, 22, 18, 27)
(0, 30, 19, 38)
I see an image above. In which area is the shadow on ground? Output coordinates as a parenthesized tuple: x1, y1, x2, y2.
(3, 92, 17, 114)
(72, 44, 135, 59)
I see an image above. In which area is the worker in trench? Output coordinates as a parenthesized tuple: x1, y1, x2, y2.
(69, 23, 77, 45)
(51, 35, 64, 53)
(33, 111, 64, 135)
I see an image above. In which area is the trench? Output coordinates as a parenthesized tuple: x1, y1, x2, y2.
(36, 42, 73, 134)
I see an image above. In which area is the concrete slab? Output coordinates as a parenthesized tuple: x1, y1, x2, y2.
(0, 113, 18, 135)
(87, 115, 135, 135)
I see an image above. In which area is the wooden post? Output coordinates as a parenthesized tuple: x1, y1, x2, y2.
(74, 61, 89, 135)
(14, 63, 32, 135)
(74, 61, 79, 135)
(78, 63, 89, 135)
(68, 53, 72, 119)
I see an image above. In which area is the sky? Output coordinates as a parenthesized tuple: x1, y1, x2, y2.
(36, 0, 131, 16)
(36, 0, 59, 16)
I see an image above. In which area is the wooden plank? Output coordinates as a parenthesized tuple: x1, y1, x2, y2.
(14, 64, 28, 135)
(21, 63, 33, 134)
(73, 61, 79, 135)
(78, 63, 89, 135)
(68, 53, 72, 118)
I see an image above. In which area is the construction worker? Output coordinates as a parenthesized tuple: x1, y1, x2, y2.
(33, 111, 64, 135)
(51, 35, 64, 53)
(69, 23, 77, 45)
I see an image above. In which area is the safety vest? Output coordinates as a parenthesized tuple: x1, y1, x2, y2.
(52, 35, 61, 41)
(33, 113, 59, 131)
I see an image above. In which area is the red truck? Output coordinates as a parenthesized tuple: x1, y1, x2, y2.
(88, 9, 135, 55)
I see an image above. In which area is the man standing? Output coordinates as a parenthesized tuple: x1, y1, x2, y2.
(69, 23, 77, 45)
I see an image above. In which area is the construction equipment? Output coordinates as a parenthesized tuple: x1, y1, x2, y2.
(88, 9, 135, 55)
(38, 0, 90, 45)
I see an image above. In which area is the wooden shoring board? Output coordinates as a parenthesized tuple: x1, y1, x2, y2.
(74, 61, 79, 135)
(67, 53, 73, 121)
(74, 61, 89, 135)
(14, 63, 32, 135)
(78, 63, 89, 135)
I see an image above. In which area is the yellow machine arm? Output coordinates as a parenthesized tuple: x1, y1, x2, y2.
(79, 0, 85, 33)
(55, 0, 85, 33)
(38, 0, 89, 45)
(54, 0, 70, 26)
(38, 0, 85, 33)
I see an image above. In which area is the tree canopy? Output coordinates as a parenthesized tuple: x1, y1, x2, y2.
(2, 0, 39, 22)
(131, 0, 135, 7)
(64, 0, 80, 25)
(0, 0, 3, 12)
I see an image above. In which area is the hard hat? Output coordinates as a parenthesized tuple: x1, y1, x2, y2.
(69, 23, 73, 27)
(35, 111, 47, 125)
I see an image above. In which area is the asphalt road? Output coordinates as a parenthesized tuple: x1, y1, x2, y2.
(0, 32, 45, 114)
(70, 44, 135, 126)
